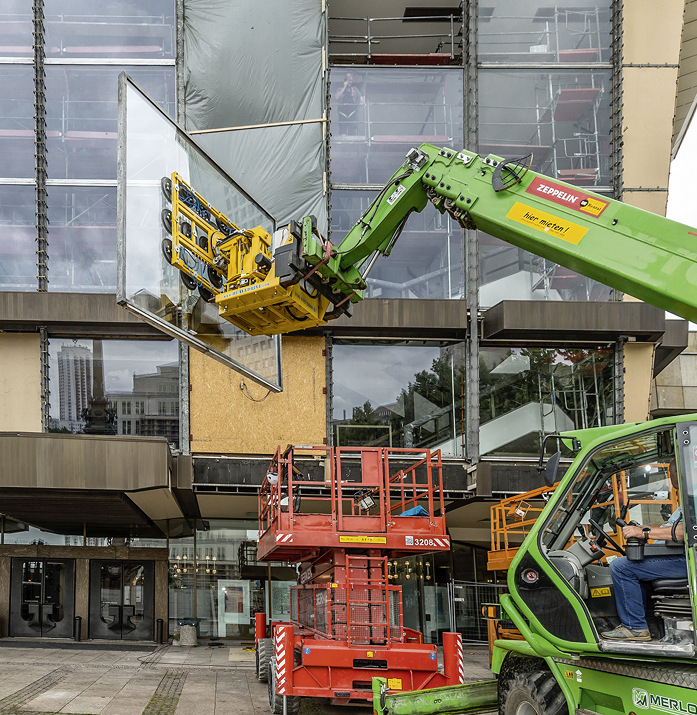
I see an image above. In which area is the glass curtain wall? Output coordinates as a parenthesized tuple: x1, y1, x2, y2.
(0, 1, 176, 292)
(47, 338, 180, 447)
(479, 346, 614, 456)
(331, 341, 465, 455)
(329, 67, 465, 300)
(477, 1, 613, 306)
(168, 520, 286, 639)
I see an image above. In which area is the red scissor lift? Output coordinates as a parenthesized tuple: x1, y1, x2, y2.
(255, 445, 464, 712)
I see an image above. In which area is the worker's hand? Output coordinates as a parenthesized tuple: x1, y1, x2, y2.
(622, 524, 645, 540)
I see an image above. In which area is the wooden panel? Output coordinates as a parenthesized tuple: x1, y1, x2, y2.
(189, 336, 326, 455)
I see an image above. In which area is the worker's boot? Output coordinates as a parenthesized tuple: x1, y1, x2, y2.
(601, 624, 651, 641)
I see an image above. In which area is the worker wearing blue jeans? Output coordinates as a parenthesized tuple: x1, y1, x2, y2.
(602, 462, 685, 641)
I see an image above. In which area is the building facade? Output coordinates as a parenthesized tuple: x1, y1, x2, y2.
(0, 0, 693, 642)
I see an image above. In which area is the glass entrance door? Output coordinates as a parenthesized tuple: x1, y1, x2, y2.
(89, 560, 154, 640)
(10, 558, 75, 638)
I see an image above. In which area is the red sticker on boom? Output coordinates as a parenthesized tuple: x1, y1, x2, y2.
(526, 177, 609, 218)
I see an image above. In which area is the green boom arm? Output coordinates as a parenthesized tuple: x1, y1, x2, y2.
(301, 144, 697, 322)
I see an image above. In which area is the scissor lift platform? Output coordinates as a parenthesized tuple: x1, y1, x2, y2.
(255, 446, 463, 711)
(257, 445, 451, 562)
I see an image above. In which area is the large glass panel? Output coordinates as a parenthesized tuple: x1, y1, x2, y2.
(479, 346, 614, 457)
(47, 338, 180, 447)
(479, 229, 614, 307)
(0, 1, 33, 58)
(0, 65, 35, 179)
(195, 520, 263, 639)
(46, 66, 175, 181)
(119, 76, 282, 391)
(478, 69, 612, 188)
(331, 341, 465, 455)
(45, 0, 175, 59)
(46, 186, 116, 292)
(330, 67, 464, 185)
(479, 1, 611, 64)
(0, 185, 36, 291)
(169, 527, 195, 636)
(331, 190, 464, 299)
(478, 69, 613, 306)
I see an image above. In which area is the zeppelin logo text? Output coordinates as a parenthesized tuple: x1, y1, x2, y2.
(526, 177, 609, 217)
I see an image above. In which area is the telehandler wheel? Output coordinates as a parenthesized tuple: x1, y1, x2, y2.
(256, 638, 272, 682)
(267, 657, 300, 714)
(161, 176, 172, 202)
(501, 671, 566, 715)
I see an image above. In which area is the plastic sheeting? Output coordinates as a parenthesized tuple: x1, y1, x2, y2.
(183, 0, 327, 231)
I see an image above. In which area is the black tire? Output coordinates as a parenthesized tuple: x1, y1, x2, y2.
(501, 671, 566, 715)
(161, 208, 172, 235)
(161, 176, 172, 203)
(208, 265, 224, 289)
(161, 238, 173, 264)
(180, 272, 197, 291)
(256, 638, 272, 682)
(268, 657, 300, 715)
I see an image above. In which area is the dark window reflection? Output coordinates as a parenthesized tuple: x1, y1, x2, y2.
(0, 185, 36, 290)
(45, 0, 175, 60)
(479, 346, 614, 457)
(331, 190, 464, 299)
(46, 66, 175, 181)
(330, 67, 464, 185)
(332, 342, 465, 455)
(48, 338, 179, 448)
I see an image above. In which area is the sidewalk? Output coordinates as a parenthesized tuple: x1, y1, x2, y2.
(0, 640, 494, 714)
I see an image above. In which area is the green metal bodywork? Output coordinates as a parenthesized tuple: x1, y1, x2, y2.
(372, 676, 497, 715)
(373, 414, 697, 715)
(303, 143, 697, 322)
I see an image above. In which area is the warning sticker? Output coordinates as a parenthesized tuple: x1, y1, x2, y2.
(526, 177, 609, 217)
(590, 587, 611, 598)
(507, 202, 588, 245)
(388, 678, 403, 690)
(339, 535, 387, 544)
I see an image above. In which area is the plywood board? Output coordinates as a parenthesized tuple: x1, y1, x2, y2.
(190, 336, 327, 454)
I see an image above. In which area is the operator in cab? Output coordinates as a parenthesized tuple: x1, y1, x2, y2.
(602, 460, 686, 641)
